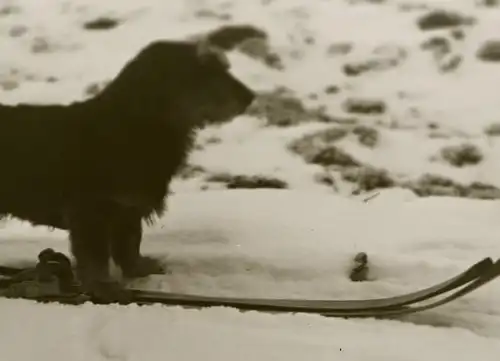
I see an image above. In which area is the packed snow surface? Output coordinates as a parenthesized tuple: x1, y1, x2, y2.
(1, 190, 500, 360)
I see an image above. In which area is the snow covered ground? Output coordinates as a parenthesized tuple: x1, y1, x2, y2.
(1, 190, 500, 360)
(1, 0, 500, 359)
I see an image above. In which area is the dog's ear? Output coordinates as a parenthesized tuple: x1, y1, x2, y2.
(196, 39, 230, 70)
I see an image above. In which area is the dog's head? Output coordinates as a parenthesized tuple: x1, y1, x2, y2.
(187, 39, 255, 124)
(105, 39, 255, 126)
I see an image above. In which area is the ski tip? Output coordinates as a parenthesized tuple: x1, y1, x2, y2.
(477, 257, 494, 268)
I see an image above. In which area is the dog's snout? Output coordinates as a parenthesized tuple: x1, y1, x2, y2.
(233, 79, 255, 110)
(241, 85, 255, 108)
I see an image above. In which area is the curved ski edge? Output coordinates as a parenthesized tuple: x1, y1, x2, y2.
(0, 257, 494, 317)
(127, 257, 494, 312)
(320, 258, 500, 318)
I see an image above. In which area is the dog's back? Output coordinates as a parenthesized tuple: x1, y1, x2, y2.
(0, 103, 91, 213)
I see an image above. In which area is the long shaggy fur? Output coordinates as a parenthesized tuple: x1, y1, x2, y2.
(0, 39, 255, 295)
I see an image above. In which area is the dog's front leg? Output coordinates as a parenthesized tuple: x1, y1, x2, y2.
(65, 202, 130, 302)
(109, 206, 165, 278)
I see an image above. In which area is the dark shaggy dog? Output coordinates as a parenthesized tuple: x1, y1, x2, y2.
(0, 39, 255, 300)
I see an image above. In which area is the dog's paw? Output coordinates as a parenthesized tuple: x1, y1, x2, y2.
(82, 280, 133, 304)
(123, 256, 166, 278)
